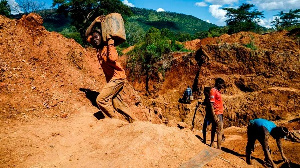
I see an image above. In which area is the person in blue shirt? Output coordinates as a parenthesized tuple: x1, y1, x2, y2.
(182, 86, 192, 104)
(186, 86, 192, 97)
(246, 118, 289, 168)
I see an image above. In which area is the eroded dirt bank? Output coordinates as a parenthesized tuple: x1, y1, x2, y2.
(132, 30, 300, 130)
(0, 14, 299, 167)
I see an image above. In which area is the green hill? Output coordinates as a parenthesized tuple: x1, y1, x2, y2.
(39, 7, 217, 45)
(127, 7, 216, 34)
(42, 7, 216, 34)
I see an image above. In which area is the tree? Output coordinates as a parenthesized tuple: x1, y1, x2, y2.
(207, 26, 228, 37)
(272, 9, 300, 30)
(52, 0, 132, 42)
(127, 27, 189, 93)
(195, 30, 209, 39)
(142, 27, 167, 93)
(0, 0, 10, 17)
(127, 27, 171, 93)
(15, 0, 45, 14)
(224, 3, 264, 34)
(176, 32, 193, 42)
(124, 21, 145, 46)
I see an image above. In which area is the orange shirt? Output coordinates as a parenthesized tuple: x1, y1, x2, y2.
(97, 45, 126, 82)
(209, 87, 224, 115)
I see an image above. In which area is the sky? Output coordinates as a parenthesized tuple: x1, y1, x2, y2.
(8, 0, 300, 28)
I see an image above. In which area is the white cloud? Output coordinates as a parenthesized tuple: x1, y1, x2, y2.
(206, 20, 211, 23)
(7, 0, 22, 14)
(209, 5, 227, 21)
(122, 0, 134, 7)
(157, 8, 165, 12)
(205, 0, 238, 5)
(258, 16, 279, 28)
(195, 2, 208, 7)
(249, 0, 300, 11)
(257, 19, 269, 28)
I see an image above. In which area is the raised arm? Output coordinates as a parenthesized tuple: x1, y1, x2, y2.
(85, 16, 104, 37)
(85, 20, 97, 37)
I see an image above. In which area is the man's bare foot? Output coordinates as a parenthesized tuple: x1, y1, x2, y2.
(210, 143, 216, 148)
(128, 117, 136, 123)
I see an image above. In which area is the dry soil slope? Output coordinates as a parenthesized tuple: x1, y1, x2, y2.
(138, 30, 300, 129)
(0, 14, 299, 168)
(0, 13, 162, 124)
(0, 13, 243, 168)
(0, 13, 101, 121)
(1, 110, 256, 168)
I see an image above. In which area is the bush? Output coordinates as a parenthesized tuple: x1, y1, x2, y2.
(0, 0, 10, 17)
(60, 26, 83, 45)
(244, 35, 257, 50)
(127, 27, 190, 93)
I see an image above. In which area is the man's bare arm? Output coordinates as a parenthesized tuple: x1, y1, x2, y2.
(276, 139, 288, 162)
(85, 16, 103, 37)
(107, 39, 118, 62)
(262, 129, 277, 168)
(209, 102, 218, 122)
(85, 20, 97, 37)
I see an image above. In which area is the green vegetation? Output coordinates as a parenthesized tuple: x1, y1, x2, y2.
(244, 35, 257, 50)
(42, 9, 71, 32)
(52, 0, 132, 42)
(127, 27, 189, 93)
(40, 3, 216, 45)
(60, 26, 83, 44)
(121, 7, 217, 45)
(223, 3, 264, 34)
(127, 7, 216, 35)
(207, 26, 229, 37)
(0, 0, 10, 17)
(120, 7, 217, 46)
(16, 0, 46, 14)
(122, 21, 145, 46)
(272, 9, 300, 31)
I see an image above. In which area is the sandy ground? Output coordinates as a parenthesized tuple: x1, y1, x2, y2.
(0, 13, 299, 168)
(1, 110, 299, 167)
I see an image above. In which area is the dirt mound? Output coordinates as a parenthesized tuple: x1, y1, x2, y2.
(1, 111, 260, 168)
(127, 29, 300, 167)
(133, 30, 299, 128)
(1, 14, 299, 168)
(0, 13, 161, 124)
(183, 39, 201, 51)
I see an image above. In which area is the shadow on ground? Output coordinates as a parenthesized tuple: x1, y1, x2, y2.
(79, 88, 99, 108)
(79, 88, 105, 120)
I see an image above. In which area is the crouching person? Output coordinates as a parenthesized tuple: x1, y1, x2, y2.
(246, 118, 289, 168)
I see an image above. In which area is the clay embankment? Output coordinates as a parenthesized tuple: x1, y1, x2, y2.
(132, 30, 299, 129)
(0, 14, 299, 167)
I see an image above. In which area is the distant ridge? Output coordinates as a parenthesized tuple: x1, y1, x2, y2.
(128, 7, 217, 34)
(40, 7, 217, 35)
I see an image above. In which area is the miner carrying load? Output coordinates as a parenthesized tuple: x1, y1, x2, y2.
(85, 13, 135, 123)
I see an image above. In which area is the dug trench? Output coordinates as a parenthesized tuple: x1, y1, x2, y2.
(0, 13, 299, 167)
